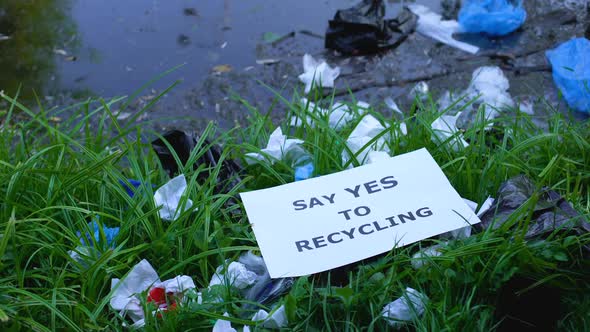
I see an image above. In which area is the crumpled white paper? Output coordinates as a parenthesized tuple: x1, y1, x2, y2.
(251, 305, 288, 329)
(382, 287, 429, 327)
(245, 127, 304, 165)
(431, 112, 469, 151)
(212, 312, 237, 332)
(109, 259, 196, 326)
(408, 4, 479, 54)
(209, 261, 259, 290)
(342, 114, 394, 167)
(154, 174, 194, 221)
(298, 54, 340, 93)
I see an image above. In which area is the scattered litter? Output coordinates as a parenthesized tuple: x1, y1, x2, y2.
(153, 174, 194, 221)
(381, 287, 428, 327)
(458, 0, 527, 36)
(212, 312, 237, 332)
(295, 162, 314, 181)
(438, 66, 514, 129)
(342, 114, 393, 167)
(237, 252, 293, 306)
(110, 259, 196, 327)
(546, 37, 590, 113)
(298, 54, 340, 93)
(209, 261, 258, 290)
(411, 244, 444, 269)
(325, 0, 417, 55)
(256, 58, 280, 65)
(245, 127, 304, 165)
(384, 97, 403, 116)
(78, 220, 120, 248)
(408, 4, 479, 54)
(477, 175, 590, 238)
(251, 305, 288, 329)
(119, 179, 142, 197)
(290, 99, 357, 130)
(431, 112, 469, 151)
(212, 64, 232, 74)
(518, 101, 534, 115)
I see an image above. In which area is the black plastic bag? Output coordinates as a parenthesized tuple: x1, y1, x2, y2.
(151, 130, 242, 193)
(325, 0, 416, 55)
(477, 175, 590, 239)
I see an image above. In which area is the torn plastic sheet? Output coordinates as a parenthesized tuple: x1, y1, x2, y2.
(381, 287, 428, 327)
(251, 305, 288, 329)
(212, 312, 237, 332)
(546, 37, 590, 113)
(209, 261, 258, 290)
(294, 162, 314, 181)
(298, 54, 340, 93)
(458, 0, 527, 37)
(290, 99, 358, 130)
(78, 220, 119, 248)
(109, 259, 196, 327)
(408, 4, 479, 54)
(325, 0, 417, 55)
(245, 127, 304, 165)
(477, 175, 590, 238)
(154, 174, 194, 221)
(431, 112, 469, 151)
(342, 114, 392, 167)
(118, 179, 142, 197)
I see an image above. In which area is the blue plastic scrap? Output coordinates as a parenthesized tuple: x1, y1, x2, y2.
(546, 38, 590, 113)
(78, 220, 120, 248)
(118, 179, 142, 197)
(294, 162, 314, 182)
(458, 0, 527, 36)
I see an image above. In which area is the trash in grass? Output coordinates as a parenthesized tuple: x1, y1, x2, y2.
(438, 66, 514, 130)
(411, 244, 444, 269)
(324, 0, 417, 55)
(210, 261, 258, 290)
(119, 179, 142, 197)
(151, 130, 242, 193)
(408, 81, 430, 103)
(546, 37, 590, 113)
(110, 259, 196, 327)
(284, 145, 315, 181)
(477, 175, 590, 238)
(381, 287, 428, 327)
(78, 220, 120, 248)
(212, 312, 236, 332)
(290, 99, 360, 130)
(431, 112, 469, 151)
(458, 0, 527, 36)
(342, 114, 393, 167)
(245, 127, 304, 165)
(0, 33, 10, 42)
(295, 162, 314, 181)
(408, 4, 479, 54)
(154, 174, 194, 221)
(298, 54, 340, 93)
(251, 304, 288, 329)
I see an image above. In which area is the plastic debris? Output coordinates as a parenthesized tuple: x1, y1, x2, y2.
(290, 99, 357, 130)
(298, 54, 340, 93)
(251, 305, 288, 329)
(381, 287, 428, 327)
(546, 38, 590, 113)
(78, 220, 120, 248)
(342, 114, 392, 167)
(119, 179, 142, 197)
(209, 261, 258, 290)
(408, 4, 479, 54)
(408, 81, 430, 103)
(110, 259, 195, 327)
(212, 312, 237, 332)
(325, 0, 417, 55)
(458, 0, 527, 37)
(245, 127, 304, 165)
(154, 174, 194, 221)
(431, 112, 469, 151)
(294, 162, 314, 181)
(411, 244, 444, 269)
(477, 175, 590, 238)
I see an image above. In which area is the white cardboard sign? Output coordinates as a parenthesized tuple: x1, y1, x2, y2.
(240, 148, 480, 278)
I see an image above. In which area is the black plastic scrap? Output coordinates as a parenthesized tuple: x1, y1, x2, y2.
(477, 175, 590, 240)
(325, 0, 417, 55)
(151, 130, 242, 192)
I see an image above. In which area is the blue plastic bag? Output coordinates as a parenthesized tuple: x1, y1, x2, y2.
(458, 0, 526, 36)
(546, 38, 590, 113)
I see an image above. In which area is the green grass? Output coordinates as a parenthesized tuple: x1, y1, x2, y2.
(1, 88, 589, 331)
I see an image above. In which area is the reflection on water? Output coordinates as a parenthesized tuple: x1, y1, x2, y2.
(0, 0, 76, 99)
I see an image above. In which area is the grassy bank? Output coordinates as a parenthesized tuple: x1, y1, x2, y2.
(1, 90, 589, 331)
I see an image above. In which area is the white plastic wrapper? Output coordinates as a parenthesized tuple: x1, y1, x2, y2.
(245, 127, 304, 165)
(408, 5, 479, 54)
(382, 287, 429, 327)
(298, 54, 340, 93)
(209, 261, 259, 290)
(154, 174, 194, 221)
(290, 99, 357, 130)
(251, 305, 288, 329)
(342, 114, 394, 167)
(431, 112, 469, 151)
(411, 244, 445, 269)
(212, 312, 238, 332)
(110, 259, 196, 326)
